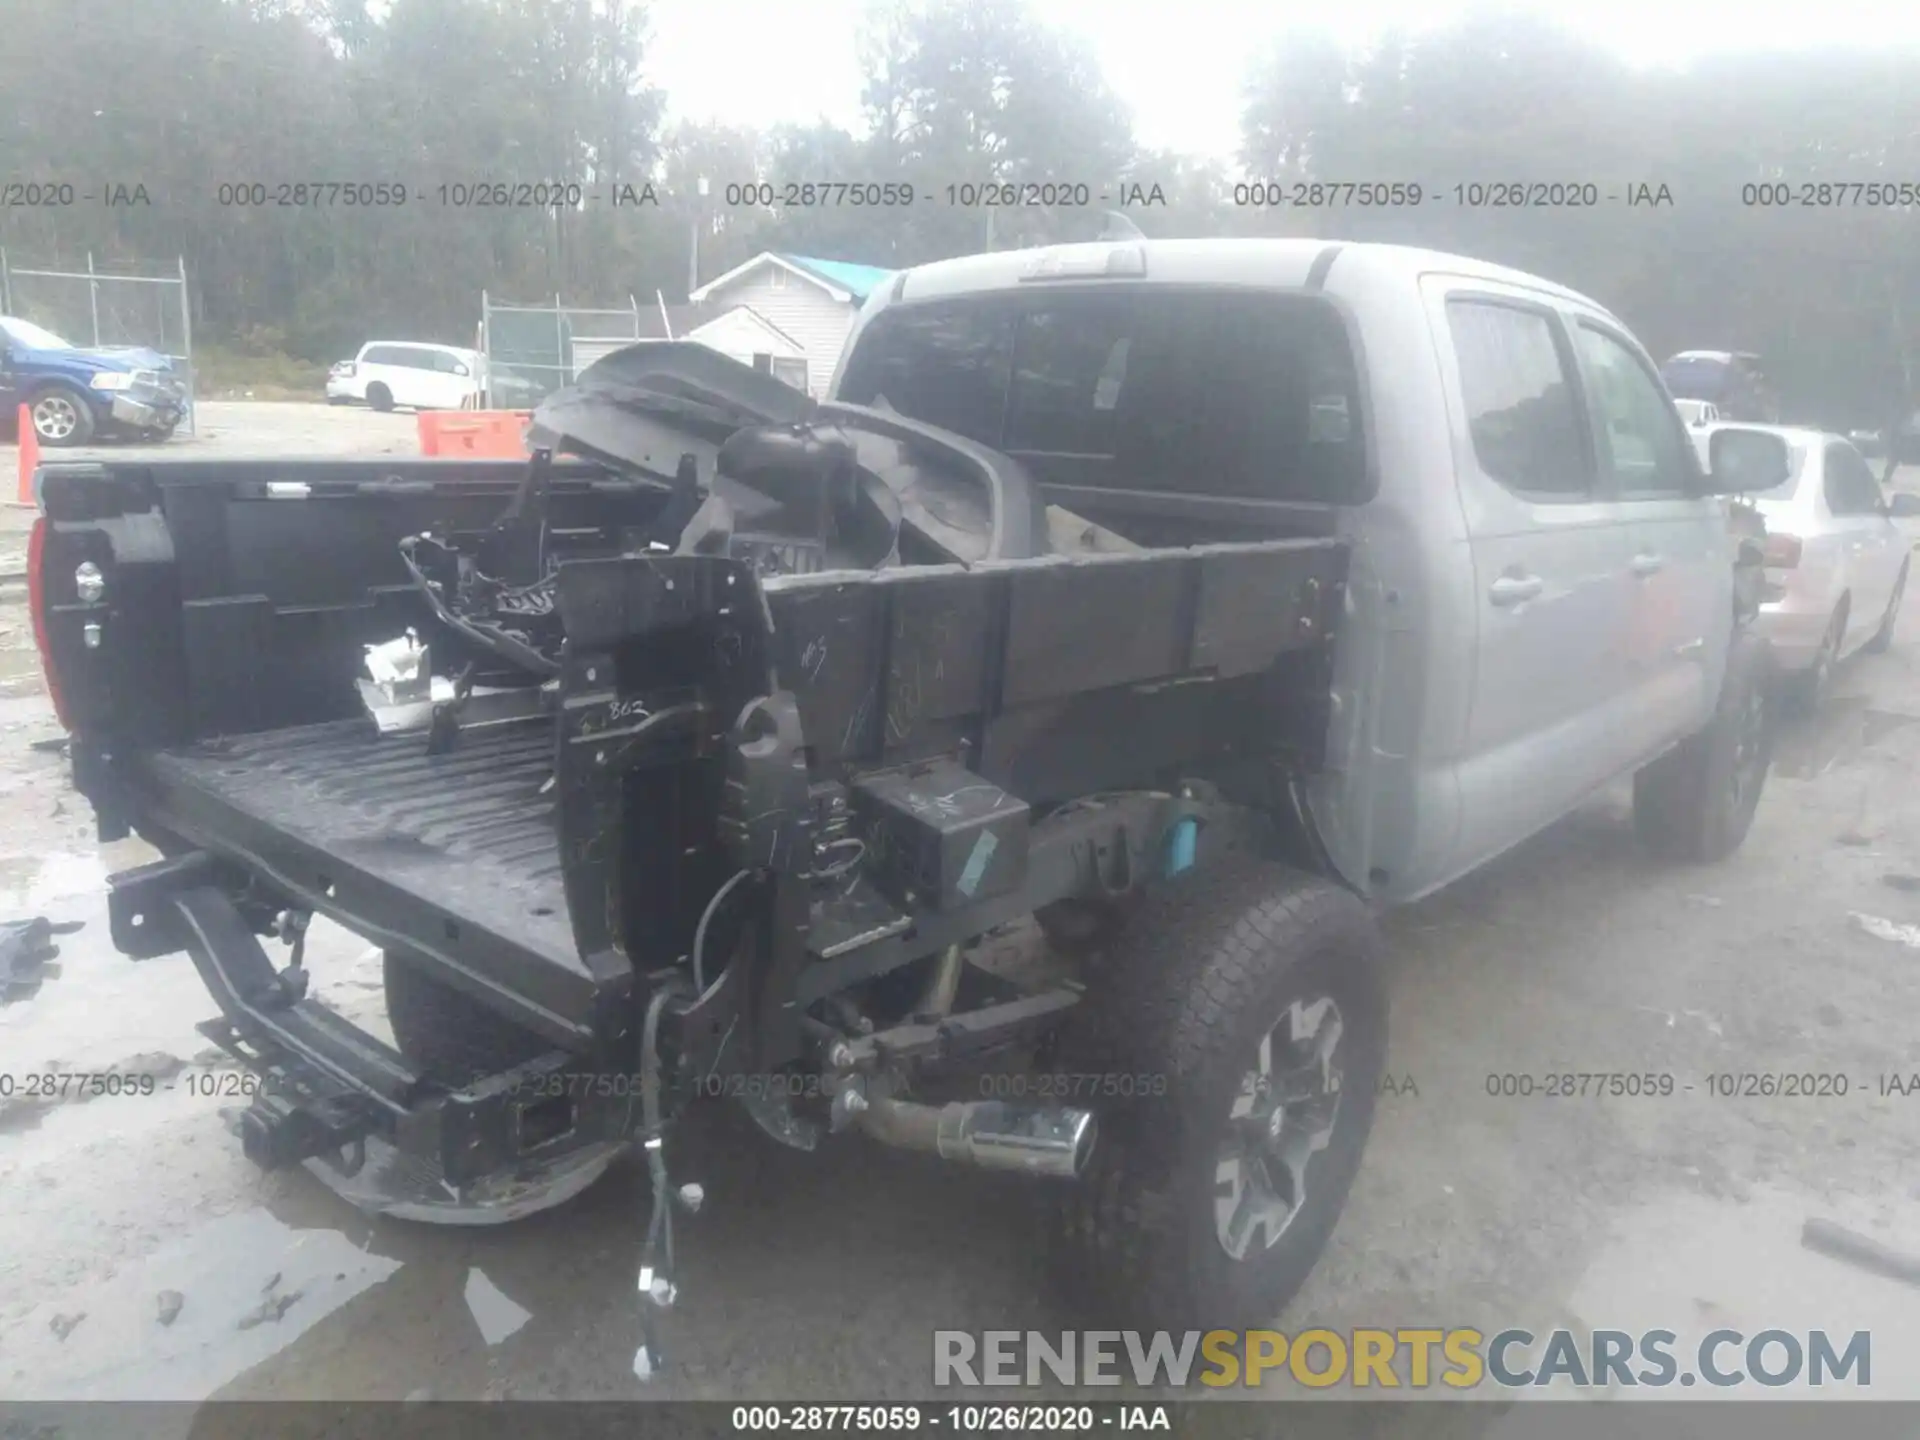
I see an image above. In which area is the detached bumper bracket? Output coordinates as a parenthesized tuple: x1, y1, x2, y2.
(109, 850, 224, 958)
(114, 862, 633, 1183)
(169, 884, 425, 1119)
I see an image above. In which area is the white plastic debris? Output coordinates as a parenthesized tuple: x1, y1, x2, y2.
(363, 630, 427, 691)
(1849, 912, 1920, 949)
(357, 632, 454, 732)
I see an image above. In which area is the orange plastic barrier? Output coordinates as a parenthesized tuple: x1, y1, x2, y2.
(416, 409, 533, 459)
(14, 403, 40, 506)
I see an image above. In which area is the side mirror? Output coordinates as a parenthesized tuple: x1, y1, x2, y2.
(453, 363, 470, 377)
(1702, 427, 1791, 495)
(1888, 492, 1920, 519)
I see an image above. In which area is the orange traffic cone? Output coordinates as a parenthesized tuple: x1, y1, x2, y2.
(16, 403, 40, 507)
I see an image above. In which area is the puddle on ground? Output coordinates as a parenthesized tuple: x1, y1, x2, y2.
(1773, 698, 1920, 780)
(0, 1207, 404, 1402)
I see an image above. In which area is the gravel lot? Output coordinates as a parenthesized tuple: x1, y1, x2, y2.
(3, 401, 422, 478)
(2, 405, 1919, 1429)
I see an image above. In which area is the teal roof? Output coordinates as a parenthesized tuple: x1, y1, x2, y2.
(780, 254, 894, 303)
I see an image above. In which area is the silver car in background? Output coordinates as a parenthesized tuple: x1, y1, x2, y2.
(1693, 424, 1919, 705)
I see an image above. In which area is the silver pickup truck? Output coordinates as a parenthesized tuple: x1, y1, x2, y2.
(34, 236, 1781, 1363)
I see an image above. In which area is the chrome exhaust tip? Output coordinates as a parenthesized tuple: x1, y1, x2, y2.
(859, 1097, 1097, 1179)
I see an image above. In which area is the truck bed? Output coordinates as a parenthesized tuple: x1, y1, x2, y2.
(138, 714, 596, 1043)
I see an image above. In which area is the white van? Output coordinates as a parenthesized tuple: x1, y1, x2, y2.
(326, 342, 486, 412)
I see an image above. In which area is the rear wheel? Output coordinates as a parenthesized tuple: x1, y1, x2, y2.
(366, 382, 394, 413)
(1787, 600, 1847, 712)
(1865, 565, 1907, 655)
(28, 386, 94, 447)
(1634, 628, 1776, 864)
(382, 951, 546, 1085)
(1045, 862, 1387, 1331)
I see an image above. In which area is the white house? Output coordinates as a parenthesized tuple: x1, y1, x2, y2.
(679, 252, 895, 398)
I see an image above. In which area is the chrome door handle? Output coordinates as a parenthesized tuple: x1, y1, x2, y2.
(1488, 574, 1544, 607)
(1630, 552, 1664, 576)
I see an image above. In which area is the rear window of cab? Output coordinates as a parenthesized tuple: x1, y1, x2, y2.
(837, 288, 1369, 505)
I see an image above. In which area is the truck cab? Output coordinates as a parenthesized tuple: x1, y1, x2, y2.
(833, 240, 1763, 901)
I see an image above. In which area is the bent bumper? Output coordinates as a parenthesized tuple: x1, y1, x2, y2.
(108, 392, 184, 432)
(110, 853, 630, 1189)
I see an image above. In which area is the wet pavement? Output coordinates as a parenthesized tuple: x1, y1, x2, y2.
(3, 499, 1920, 1412)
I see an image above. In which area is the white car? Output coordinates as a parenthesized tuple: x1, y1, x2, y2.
(1672, 397, 1720, 427)
(326, 341, 485, 412)
(1694, 423, 1920, 704)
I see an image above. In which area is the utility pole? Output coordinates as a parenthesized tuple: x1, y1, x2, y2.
(688, 176, 709, 300)
(1883, 274, 1914, 488)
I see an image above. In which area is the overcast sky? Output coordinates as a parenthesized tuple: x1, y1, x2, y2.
(643, 0, 1897, 161)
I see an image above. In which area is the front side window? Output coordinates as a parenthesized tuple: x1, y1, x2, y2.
(1574, 323, 1696, 498)
(1446, 299, 1590, 499)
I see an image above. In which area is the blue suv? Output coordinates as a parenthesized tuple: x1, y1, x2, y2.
(0, 315, 188, 446)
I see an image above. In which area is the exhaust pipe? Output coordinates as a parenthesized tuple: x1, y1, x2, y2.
(857, 1096, 1096, 1179)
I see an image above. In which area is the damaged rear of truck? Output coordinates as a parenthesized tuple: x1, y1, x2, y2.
(30, 261, 1386, 1358)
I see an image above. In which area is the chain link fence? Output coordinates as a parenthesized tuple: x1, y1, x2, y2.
(0, 251, 197, 434)
(479, 292, 641, 409)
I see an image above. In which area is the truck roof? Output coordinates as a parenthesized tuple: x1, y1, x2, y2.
(889, 237, 1619, 323)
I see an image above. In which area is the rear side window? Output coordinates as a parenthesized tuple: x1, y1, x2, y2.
(839, 289, 1367, 504)
(1446, 299, 1590, 499)
(1823, 443, 1884, 516)
(360, 344, 402, 365)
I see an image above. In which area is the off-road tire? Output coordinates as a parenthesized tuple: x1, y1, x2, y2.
(383, 950, 547, 1085)
(1633, 628, 1776, 864)
(1865, 565, 1907, 655)
(365, 382, 394, 413)
(27, 385, 95, 447)
(1045, 861, 1388, 1332)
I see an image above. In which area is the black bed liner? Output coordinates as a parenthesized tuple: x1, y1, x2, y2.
(138, 715, 601, 1048)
